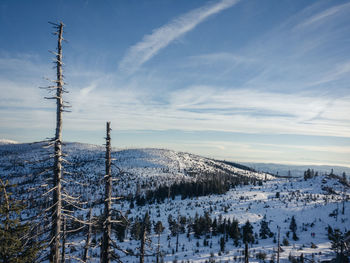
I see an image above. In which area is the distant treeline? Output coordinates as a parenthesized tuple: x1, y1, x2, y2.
(133, 173, 263, 206)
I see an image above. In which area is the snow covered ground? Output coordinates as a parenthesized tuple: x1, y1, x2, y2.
(110, 175, 348, 262)
(0, 141, 348, 262)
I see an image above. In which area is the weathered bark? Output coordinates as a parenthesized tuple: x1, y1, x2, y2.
(50, 21, 64, 263)
(176, 225, 179, 253)
(156, 233, 160, 263)
(61, 217, 66, 263)
(101, 122, 112, 263)
(140, 222, 146, 263)
(342, 186, 345, 215)
(277, 226, 280, 263)
(83, 208, 93, 262)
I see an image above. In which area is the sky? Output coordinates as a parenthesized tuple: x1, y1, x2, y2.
(0, 0, 350, 167)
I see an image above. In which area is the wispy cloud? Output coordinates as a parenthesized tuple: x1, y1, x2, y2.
(294, 2, 350, 30)
(189, 52, 256, 65)
(57, 84, 350, 139)
(118, 0, 240, 75)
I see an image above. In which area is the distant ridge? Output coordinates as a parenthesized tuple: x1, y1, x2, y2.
(0, 139, 19, 145)
(244, 162, 350, 177)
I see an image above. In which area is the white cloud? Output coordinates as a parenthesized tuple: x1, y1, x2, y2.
(189, 52, 256, 65)
(118, 0, 240, 75)
(306, 61, 350, 86)
(57, 84, 350, 139)
(294, 2, 350, 30)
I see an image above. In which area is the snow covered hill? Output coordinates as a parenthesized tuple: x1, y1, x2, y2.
(0, 141, 349, 262)
(0, 138, 18, 145)
(0, 141, 272, 199)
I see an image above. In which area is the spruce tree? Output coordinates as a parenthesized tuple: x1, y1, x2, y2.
(211, 218, 217, 236)
(242, 220, 254, 244)
(289, 216, 297, 234)
(0, 179, 42, 262)
(259, 215, 272, 239)
(219, 236, 225, 252)
(228, 218, 240, 246)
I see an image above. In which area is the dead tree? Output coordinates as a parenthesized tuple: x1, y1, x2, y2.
(48, 21, 66, 263)
(140, 212, 150, 263)
(61, 217, 66, 263)
(175, 215, 180, 253)
(98, 122, 129, 263)
(342, 184, 346, 215)
(140, 226, 146, 263)
(83, 208, 93, 262)
(101, 122, 112, 263)
(277, 226, 280, 263)
(154, 221, 164, 263)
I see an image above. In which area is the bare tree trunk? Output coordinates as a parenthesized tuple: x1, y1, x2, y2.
(61, 217, 66, 263)
(277, 226, 280, 263)
(176, 226, 179, 253)
(140, 224, 146, 263)
(244, 242, 249, 263)
(156, 233, 160, 263)
(50, 21, 64, 263)
(83, 208, 92, 262)
(342, 186, 345, 215)
(101, 122, 112, 263)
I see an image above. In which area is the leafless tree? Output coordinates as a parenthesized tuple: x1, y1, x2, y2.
(101, 122, 113, 263)
(83, 208, 93, 262)
(100, 122, 129, 263)
(46, 21, 66, 263)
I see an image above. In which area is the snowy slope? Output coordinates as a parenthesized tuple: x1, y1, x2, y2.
(0, 141, 272, 199)
(0, 141, 348, 263)
(118, 175, 349, 263)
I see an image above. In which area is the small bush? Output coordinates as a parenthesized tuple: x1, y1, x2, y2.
(256, 252, 267, 261)
(311, 243, 318, 249)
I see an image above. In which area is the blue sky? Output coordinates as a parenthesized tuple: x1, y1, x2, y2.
(1, 0, 350, 167)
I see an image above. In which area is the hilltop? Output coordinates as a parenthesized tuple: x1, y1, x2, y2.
(0, 141, 349, 262)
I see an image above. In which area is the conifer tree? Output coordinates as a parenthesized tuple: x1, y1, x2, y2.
(219, 236, 225, 252)
(259, 215, 273, 239)
(242, 220, 254, 245)
(289, 216, 298, 240)
(0, 179, 42, 262)
(228, 218, 240, 246)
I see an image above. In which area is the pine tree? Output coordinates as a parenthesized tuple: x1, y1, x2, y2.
(0, 179, 42, 262)
(228, 218, 240, 246)
(289, 216, 297, 234)
(259, 215, 272, 239)
(211, 218, 217, 236)
(242, 220, 254, 244)
(131, 218, 142, 240)
(219, 236, 225, 252)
